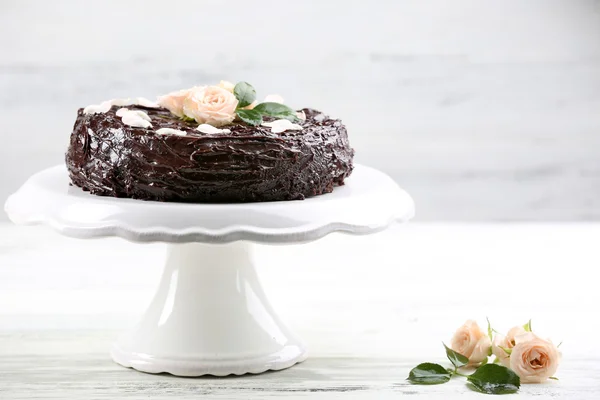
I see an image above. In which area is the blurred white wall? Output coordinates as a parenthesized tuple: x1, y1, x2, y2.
(1, 0, 599, 221)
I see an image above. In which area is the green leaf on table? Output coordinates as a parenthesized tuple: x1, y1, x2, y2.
(523, 319, 532, 332)
(236, 109, 262, 126)
(407, 363, 451, 385)
(253, 102, 299, 121)
(466, 364, 520, 395)
(444, 343, 469, 368)
(233, 81, 257, 108)
(549, 376, 559, 381)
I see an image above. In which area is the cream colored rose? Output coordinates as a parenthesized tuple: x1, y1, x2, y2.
(510, 332, 561, 383)
(218, 80, 235, 93)
(157, 87, 201, 118)
(182, 86, 239, 127)
(450, 320, 492, 366)
(492, 325, 527, 367)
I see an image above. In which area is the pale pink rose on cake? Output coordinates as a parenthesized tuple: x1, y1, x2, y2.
(157, 87, 202, 118)
(217, 80, 236, 93)
(183, 86, 239, 127)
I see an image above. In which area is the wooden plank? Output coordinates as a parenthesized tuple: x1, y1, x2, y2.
(0, 332, 598, 399)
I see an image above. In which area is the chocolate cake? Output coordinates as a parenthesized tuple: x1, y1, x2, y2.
(66, 90, 354, 203)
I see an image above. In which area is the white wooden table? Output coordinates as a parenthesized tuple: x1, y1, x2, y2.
(1, 223, 599, 398)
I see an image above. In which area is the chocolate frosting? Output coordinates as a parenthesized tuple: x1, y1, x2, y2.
(65, 106, 354, 202)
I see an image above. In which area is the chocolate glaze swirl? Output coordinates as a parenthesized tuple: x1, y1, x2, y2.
(65, 106, 354, 202)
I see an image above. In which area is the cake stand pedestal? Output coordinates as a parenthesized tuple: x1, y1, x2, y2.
(4, 164, 414, 376)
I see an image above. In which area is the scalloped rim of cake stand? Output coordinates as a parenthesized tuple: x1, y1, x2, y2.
(4, 164, 415, 244)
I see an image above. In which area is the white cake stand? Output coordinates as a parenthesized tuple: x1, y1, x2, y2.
(4, 164, 414, 376)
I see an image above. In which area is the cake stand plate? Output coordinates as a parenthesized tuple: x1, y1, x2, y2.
(5, 164, 414, 376)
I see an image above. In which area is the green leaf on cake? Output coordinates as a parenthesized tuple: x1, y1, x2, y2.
(407, 363, 451, 385)
(236, 109, 262, 126)
(234, 82, 257, 108)
(466, 364, 520, 395)
(443, 343, 469, 369)
(253, 102, 299, 121)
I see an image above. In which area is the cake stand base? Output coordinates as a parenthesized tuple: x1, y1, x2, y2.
(110, 242, 307, 376)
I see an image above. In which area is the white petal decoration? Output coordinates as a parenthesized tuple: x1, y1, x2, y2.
(135, 97, 160, 108)
(264, 94, 284, 104)
(84, 98, 159, 115)
(116, 108, 152, 128)
(115, 108, 130, 117)
(83, 101, 112, 115)
(156, 128, 187, 136)
(296, 110, 306, 121)
(121, 112, 152, 128)
(131, 110, 152, 122)
(110, 98, 134, 107)
(196, 124, 231, 134)
(261, 119, 303, 134)
(117, 108, 151, 122)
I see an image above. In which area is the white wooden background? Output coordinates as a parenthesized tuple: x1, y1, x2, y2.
(1, 223, 600, 398)
(1, 0, 600, 221)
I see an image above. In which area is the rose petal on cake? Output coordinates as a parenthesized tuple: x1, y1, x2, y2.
(83, 101, 113, 115)
(156, 128, 187, 136)
(122, 114, 152, 128)
(84, 98, 158, 115)
(117, 108, 152, 122)
(296, 110, 306, 121)
(116, 108, 130, 117)
(196, 123, 231, 134)
(110, 98, 134, 107)
(119, 109, 152, 128)
(261, 119, 303, 134)
(131, 110, 152, 122)
(218, 80, 236, 93)
(264, 94, 284, 104)
(135, 97, 160, 108)
(110, 98, 159, 108)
